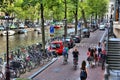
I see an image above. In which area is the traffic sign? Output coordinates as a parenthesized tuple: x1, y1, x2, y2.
(50, 25, 54, 34)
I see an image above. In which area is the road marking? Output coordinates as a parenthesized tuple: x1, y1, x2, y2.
(100, 30, 107, 42)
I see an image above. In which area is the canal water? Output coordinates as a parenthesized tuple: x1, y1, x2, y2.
(0, 27, 75, 56)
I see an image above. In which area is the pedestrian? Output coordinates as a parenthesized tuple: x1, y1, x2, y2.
(96, 42, 102, 63)
(62, 45, 69, 64)
(86, 48, 91, 66)
(90, 48, 95, 68)
(93, 48, 98, 66)
(63, 45, 69, 58)
(80, 60, 87, 80)
(72, 48, 79, 64)
(101, 49, 107, 70)
(97, 42, 102, 51)
(72, 48, 79, 61)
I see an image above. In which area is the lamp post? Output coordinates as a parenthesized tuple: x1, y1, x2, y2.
(6, 16, 10, 80)
(4, 14, 14, 80)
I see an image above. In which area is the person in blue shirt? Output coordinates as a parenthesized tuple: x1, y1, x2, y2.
(62, 46, 69, 58)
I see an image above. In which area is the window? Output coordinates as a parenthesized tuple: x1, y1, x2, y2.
(51, 43, 60, 49)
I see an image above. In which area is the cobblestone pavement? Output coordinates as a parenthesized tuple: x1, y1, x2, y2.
(31, 30, 106, 80)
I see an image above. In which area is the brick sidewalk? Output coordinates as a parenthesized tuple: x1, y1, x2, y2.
(19, 30, 105, 80)
(33, 46, 105, 80)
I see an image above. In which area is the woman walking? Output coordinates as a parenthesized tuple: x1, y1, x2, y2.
(93, 48, 98, 66)
(87, 48, 91, 66)
(80, 60, 87, 80)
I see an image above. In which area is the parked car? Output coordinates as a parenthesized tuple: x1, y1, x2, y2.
(70, 34, 81, 43)
(63, 37, 75, 49)
(0, 25, 4, 31)
(48, 41, 64, 55)
(73, 35, 81, 43)
(10, 24, 17, 29)
(89, 23, 98, 32)
(19, 23, 25, 29)
(99, 23, 105, 30)
(81, 28, 90, 38)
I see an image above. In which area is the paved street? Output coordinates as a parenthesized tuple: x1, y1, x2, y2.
(31, 30, 106, 80)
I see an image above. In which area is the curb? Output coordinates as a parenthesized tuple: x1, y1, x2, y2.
(100, 29, 107, 42)
(28, 58, 58, 79)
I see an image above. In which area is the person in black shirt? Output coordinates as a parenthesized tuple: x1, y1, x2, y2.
(72, 48, 79, 61)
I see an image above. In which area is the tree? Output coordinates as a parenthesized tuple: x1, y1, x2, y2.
(79, 0, 88, 28)
(69, 0, 79, 34)
(0, 0, 15, 16)
(64, 0, 67, 37)
(87, 0, 109, 22)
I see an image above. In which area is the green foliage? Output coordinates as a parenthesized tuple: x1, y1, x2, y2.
(87, 0, 109, 17)
(0, 16, 4, 19)
(0, 0, 109, 22)
(44, 0, 64, 20)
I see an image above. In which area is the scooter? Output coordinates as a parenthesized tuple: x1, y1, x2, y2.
(73, 58, 78, 70)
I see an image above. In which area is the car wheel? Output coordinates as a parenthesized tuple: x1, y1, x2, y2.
(87, 35, 90, 38)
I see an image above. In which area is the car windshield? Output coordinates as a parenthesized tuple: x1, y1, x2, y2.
(82, 28, 88, 32)
(50, 43, 60, 49)
(73, 38, 76, 40)
(100, 23, 104, 25)
(65, 38, 70, 41)
(0, 26, 4, 30)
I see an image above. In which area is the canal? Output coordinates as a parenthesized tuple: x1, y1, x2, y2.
(0, 27, 75, 56)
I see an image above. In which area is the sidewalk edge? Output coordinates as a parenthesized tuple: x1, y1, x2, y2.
(28, 58, 58, 79)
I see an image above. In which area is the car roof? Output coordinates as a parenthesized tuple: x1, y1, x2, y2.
(65, 37, 71, 39)
(51, 40, 63, 44)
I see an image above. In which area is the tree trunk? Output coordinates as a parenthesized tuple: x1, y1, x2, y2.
(95, 12, 97, 27)
(64, 0, 67, 38)
(37, 12, 40, 24)
(81, 9, 87, 28)
(41, 3, 45, 54)
(91, 15, 92, 27)
(75, 0, 78, 35)
(81, 0, 87, 28)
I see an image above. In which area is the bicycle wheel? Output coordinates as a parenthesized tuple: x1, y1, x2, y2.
(15, 68, 21, 78)
(26, 62, 32, 72)
(0, 71, 5, 80)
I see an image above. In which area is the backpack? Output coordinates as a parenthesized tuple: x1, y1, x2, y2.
(80, 70, 87, 79)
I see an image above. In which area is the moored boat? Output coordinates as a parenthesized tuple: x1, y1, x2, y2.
(1, 30, 15, 36)
(18, 29, 28, 34)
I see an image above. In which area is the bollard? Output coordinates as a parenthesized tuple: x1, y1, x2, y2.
(104, 64, 110, 80)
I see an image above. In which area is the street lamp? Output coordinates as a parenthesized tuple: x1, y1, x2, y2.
(4, 13, 14, 80)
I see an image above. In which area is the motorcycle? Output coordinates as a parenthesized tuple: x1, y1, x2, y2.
(73, 58, 78, 70)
